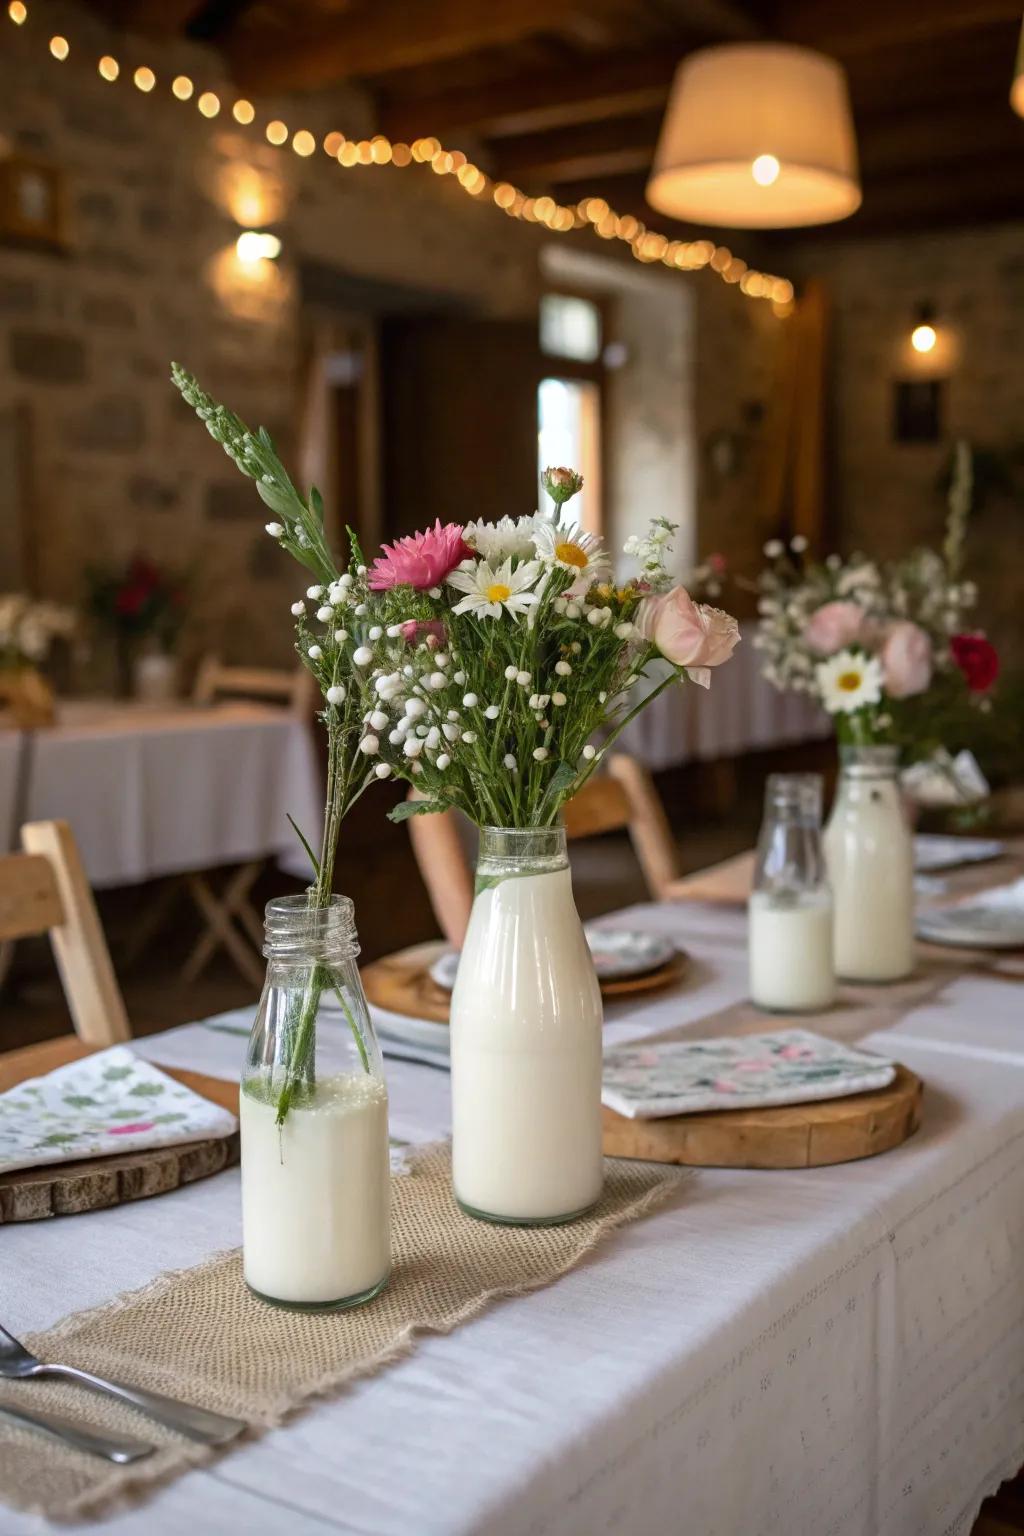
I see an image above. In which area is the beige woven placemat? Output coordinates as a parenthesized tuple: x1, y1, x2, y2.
(0, 1142, 683, 1522)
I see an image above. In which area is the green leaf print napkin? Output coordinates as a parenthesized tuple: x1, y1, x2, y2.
(602, 1030, 896, 1119)
(0, 1047, 237, 1175)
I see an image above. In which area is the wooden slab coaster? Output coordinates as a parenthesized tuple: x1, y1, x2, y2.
(361, 941, 690, 1025)
(601, 1064, 923, 1169)
(0, 1046, 240, 1224)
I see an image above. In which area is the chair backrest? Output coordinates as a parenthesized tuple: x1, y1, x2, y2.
(407, 753, 681, 947)
(1, 821, 131, 1046)
(193, 654, 317, 718)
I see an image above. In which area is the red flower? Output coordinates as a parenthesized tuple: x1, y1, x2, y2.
(115, 583, 149, 617)
(951, 633, 999, 693)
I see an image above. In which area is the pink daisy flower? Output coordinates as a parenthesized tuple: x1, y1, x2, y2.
(369, 521, 473, 592)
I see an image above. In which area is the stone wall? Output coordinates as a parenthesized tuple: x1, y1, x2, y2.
(0, 0, 785, 671)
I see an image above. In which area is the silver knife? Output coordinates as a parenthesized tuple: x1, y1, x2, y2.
(0, 1401, 154, 1463)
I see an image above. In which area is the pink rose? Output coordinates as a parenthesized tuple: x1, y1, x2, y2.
(879, 620, 932, 699)
(803, 601, 866, 656)
(635, 586, 740, 688)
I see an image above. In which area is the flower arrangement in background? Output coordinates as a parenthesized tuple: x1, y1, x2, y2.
(0, 594, 75, 670)
(86, 556, 187, 650)
(752, 444, 997, 763)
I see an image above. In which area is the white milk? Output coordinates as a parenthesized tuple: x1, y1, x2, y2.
(240, 1074, 390, 1306)
(824, 774, 914, 983)
(749, 892, 835, 1011)
(449, 867, 604, 1223)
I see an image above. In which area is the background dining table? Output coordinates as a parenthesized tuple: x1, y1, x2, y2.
(0, 699, 322, 885)
(4, 852, 1024, 1536)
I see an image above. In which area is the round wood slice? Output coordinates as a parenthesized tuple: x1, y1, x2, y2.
(600, 1064, 923, 1169)
(0, 1060, 240, 1224)
(361, 941, 690, 1025)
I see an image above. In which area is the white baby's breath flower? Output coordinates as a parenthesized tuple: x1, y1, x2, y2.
(403, 737, 423, 759)
(463, 693, 478, 708)
(404, 697, 427, 718)
(290, 601, 305, 616)
(462, 730, 477, 744)
(265, 522, 284, 538)
(516, 671, 531, 686)
(588, 607, 612, 628)
(582, 744, 597, 760)
(436, 752, 451, 771)
(427, 672, 447, 691)
(306, 585, 323, 599)
(326, 685, 346, 705)
(388, 728, 404, 745)
(763, 540, 783, 559)
(533, 747, 549, 762)
(374, 762, 392, 779)
(352, 646, 373, 667)
(334, 629, 348, 643)
(503, 753, 517, 770)
(484, 704, 500, 719)
(369, 709, 388, 730)
(555, 660, 572, 677)
(453, 669, 466, 684)
(790, 534, 808, 553)
(442, 722, 460, 742)
(447, 557, 543, 620)
(359, 735, 379, 756)
(552, 692, 566, 707)
(368, 625, 383, 640)
(504, 665, 518, 680)
(307, 645, 323, 660)
(386, 624, 402, 639)
(614, 621, 634, 639)
(316, 605, 333, 622)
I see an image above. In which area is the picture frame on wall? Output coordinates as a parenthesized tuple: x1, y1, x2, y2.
(0, 154, 69, 250)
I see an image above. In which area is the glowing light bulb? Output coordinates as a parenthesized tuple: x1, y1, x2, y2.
(911, 323, 937, 354)
(751, 153, 780, 187)
(338, 142, 358, 166)
(98, 55, 119, 81)
(133, 66, 156, 92)
(236, 230, 281, 264)
(232, 99, 255, 125)
(292, 130, 315, 156)
(8, 2, 28, 24)
(49, 35, 69, 60)
(172, 75, 193, 100)
(323, 131, 344, 156)
(198, 91, 220, 118)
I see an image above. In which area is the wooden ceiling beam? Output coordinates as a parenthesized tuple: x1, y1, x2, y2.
(376, 49, 678, 144)
(775, 0, 1024, 57)
(226, 0, 628, 96)
(492, 114, 663, 185)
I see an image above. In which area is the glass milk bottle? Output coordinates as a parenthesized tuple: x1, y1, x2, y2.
(240, 895, 390, 1310)
(449, 825, 603, 1226)
(749, 774, 836, 1012)
(824, 745, 915, 983)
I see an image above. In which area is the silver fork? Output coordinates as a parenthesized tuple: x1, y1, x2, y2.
(0, 1324, 245, 1446)
(0, 1401, 153, 1463)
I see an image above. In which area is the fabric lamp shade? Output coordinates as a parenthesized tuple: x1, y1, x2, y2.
(646, 43, 861, 229)
(1012, 21, 1024, 118)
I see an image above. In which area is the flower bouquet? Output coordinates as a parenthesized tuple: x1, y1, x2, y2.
(172, 362, 740, 1226)
(0, 594, 74, 726)
(87, 556, 187, 698)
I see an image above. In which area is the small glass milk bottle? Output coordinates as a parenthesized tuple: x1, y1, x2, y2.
(749, 774, 836, 1012)
(240, 895, 390, 1310)
(824, 745, 915, 983)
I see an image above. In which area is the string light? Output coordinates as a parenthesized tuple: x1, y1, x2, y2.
(10, 7, 792, 313)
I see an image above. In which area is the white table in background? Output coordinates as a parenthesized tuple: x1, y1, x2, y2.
(5, 898, 1024, 1536)
(11, 700, 322, 886)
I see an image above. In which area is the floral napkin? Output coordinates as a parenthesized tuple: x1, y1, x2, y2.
(602, 1030, 896, 1120)
(0, 1046, 238, 1176)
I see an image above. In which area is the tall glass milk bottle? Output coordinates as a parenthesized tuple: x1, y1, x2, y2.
(449, 825, 604, 1225)
(749, 773, 835, 1012)
(240, 896, 390, 1309)
(824, 745, 915, 983)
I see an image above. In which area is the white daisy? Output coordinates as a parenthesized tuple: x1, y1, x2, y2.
(531, 521, 611, 596)
(816, 650, 884, 715)
(447, 557, 542, 620)
(463, 515, 539, 564)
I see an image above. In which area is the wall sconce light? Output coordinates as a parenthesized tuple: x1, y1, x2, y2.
(910, 305, 937, 355)
(235, 229, 281, 264)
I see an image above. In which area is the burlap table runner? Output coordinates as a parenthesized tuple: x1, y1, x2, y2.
(0, 1143, 683, 1522)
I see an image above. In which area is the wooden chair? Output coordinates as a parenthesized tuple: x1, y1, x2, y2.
(407, 752, 682, 948)
(193, 655, 317, 719)
(0, 820, 130, 1045)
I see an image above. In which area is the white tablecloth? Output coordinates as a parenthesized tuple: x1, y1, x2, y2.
(1, 701, 322, 886)
(4, 900, 1023, 1535)
(619, 629, 829, 770)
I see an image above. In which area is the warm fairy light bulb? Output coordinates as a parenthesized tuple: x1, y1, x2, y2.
(265, 120, 288, 146)
(391, 143, 412, 167)
(172, 75, 193, 100)
(8, 2, 28, 24)
(323, 131, 344, 156)
(772, 278, 794, 304)
(911, 323, 937, 354)
(198, 92, 220, 118)
(751, 153, 780, 186)
(338, 142, 358, 166)
(49, 35, 69, 60)
(371, 137, 393, 165)
(236, 230, 282, 263)
(292, 129, 315, 156)
(134, 66, 156, 92)
(232, 99, 254, 125)
(98, 55, 119, 81)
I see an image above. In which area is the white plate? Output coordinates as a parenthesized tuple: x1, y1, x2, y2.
(427, 927, 678, 991)
(917, 880, 1024, 950)
(913, 834, 1005, 874)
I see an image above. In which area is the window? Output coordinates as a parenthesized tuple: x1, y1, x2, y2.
(537, 377, 602, 532)
(540, 293, 602, 364)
